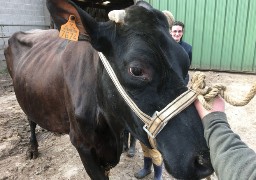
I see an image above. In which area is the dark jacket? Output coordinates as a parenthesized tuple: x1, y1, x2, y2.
(178, 40, 192, 84)
(179, 40, 192, 64)
(203, 112, 256, 180)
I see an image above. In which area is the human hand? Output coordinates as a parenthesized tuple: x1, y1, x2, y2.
(194, 96, 225, 120)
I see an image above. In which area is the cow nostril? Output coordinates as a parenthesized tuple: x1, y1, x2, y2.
(194, 154, 214, 178)
(197, 154, 208, 166)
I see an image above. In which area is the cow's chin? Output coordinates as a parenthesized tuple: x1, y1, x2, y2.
(163, 158, 214, 180)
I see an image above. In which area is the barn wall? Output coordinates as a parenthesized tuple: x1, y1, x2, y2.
(0, 0, 50, 61)
(145, 0, 256, 73)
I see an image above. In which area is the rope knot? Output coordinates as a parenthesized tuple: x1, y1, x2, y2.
(190, 72, 256, 110)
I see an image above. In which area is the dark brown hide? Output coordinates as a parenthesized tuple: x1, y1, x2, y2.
(5, 30, 119, 179)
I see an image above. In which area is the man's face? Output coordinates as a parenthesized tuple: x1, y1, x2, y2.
(171, 25, 183, 42)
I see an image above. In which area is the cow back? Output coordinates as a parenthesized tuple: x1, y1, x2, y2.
(5, 29, 99, 133)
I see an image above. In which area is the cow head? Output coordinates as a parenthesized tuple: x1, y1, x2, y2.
(47, 0, 213, 179)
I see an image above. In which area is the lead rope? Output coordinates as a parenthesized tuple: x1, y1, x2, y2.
(190, 71, 256, 110)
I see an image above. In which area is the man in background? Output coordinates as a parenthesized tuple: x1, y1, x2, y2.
(171, 21, 192, 84)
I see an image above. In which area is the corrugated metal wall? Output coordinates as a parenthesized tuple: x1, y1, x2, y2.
(144, 0, 256, 73)
(0, 0, 50, 61)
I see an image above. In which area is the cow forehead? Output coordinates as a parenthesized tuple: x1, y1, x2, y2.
(110, 5, 187, 77)
(124, 5, 167, 34)
(117, 6, 171, 52)
(121, 5, 176, 56)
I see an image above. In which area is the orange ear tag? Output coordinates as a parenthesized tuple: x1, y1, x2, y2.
(59, 15, 79, 41)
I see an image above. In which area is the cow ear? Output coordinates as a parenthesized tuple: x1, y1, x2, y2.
(135, 1, 153, 10)
(46, 0, 87, 35)
(47, 0, 113, 52)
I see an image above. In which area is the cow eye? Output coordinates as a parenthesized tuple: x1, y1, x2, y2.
(129, 67, 143, 76)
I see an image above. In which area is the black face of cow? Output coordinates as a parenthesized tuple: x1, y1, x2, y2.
(47, 0, 213, 179)
(105, 8, 213, 178)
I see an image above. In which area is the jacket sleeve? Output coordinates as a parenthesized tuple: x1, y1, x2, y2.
(202, 112, 256, 180)
(188, 49, 192, 65)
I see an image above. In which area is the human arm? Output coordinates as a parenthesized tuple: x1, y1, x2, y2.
(194, 97, 256, 180)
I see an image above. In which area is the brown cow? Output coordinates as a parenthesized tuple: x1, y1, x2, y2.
(4, 0, 213, 179)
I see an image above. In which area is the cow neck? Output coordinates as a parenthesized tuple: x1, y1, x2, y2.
(98, 52, 198, 149)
